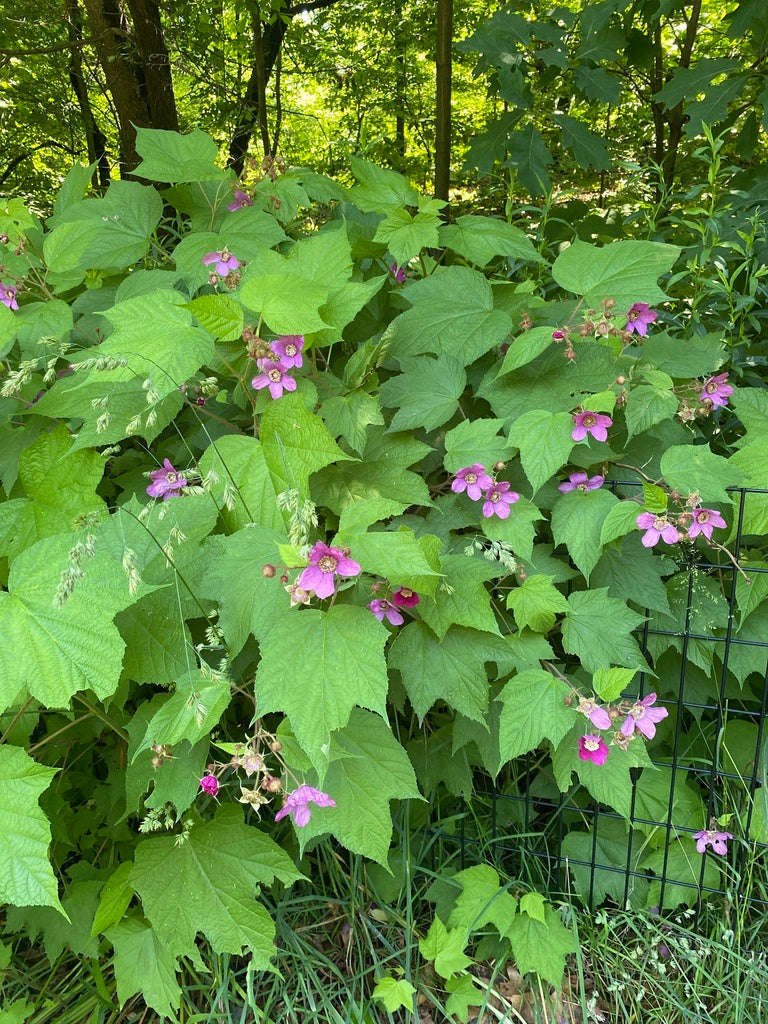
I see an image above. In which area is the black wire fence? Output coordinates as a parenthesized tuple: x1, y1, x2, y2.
(445, 484, 768, 915)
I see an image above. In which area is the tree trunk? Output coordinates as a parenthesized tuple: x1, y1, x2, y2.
(65, 0, 110, 189)
(434, 0, 452, 203)
(82, 0, 178, 175)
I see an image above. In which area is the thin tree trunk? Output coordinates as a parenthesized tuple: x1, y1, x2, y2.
(394, 0, 406, 161)
(435, 0, 452, 203)
(65, 0, 110, 189)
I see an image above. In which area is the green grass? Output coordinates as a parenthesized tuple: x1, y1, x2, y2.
(2, 807, 767, 1023)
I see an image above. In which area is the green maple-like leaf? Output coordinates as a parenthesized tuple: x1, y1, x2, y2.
(261, 392, 352, 497)
(447, 864, 517, 934)
(131, 806, 302, 964)
(388, 622, 507, 723)
(133, 126, 229, 182)
(552, 239, 680, 309)
(507, 906, 575, 986)
(419, 917, 472, 979)
(198, 435, 285, 533)
(294, 709, 421, 865)
(562, 589, 648, 673)
(0, 534, 140, 713)
(507, 410, 575, 494)
(551, 488, 618, 582)
(349, 156, 419, 210)
(346, 528, 442, 597)
(202, 525, 287, 654)
(379, 354, 466, 432)
(372, 976, 417, 1014)
(255, 605, 389, 772)
(505, 574, 569, 633)
(497, 668, 574, 762)
(373, 198, 443, 265)
(0, 746, 61, 912)
(4, 422, 106, 561)
(417, 555, 500, 639)
(660, 444, 746, 505)
(386, 266, 513, 365)
(438, 214, 544, 267)
(107, 917, 181, 1020)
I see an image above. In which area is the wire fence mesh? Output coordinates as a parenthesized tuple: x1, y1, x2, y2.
(442, 484, 768, 915)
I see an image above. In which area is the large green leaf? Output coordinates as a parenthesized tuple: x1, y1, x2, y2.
(443, 418, 511, 474)
(373, 198, 443, 265)
(388, 622, 507, 722)
(379, 355, 466, 432)
(295, 709, 421, 865)
(660, 444, 745, 505)
(131, 806, 302, 964)
(346, 528, 442, 597)
(506, 905, 575, 986)
(439, 215, 544, 266)
(349, 157, 419, 210)
(255, 605, 389, 772)
(133, 670, 231, 759)
(552, 239, 680, 308)
(0, 534, 141, 713)
(416, 554, 500, 638)
(2, 422, 106, 561)
(198, 435, 285, 533)
(551, 488, 618, 581)
(507, 410, 575, 494)
(261, 392, 352, 498)
(385, 266, 513, 365)
(133, 126, 229, 182)
(506, 575, 569, 633)
(107, 917, 181, 1020)
(553, 725, 653, 817)
(562, 589, 648, 673)
(497, 668, 574, 761)
(0, 746, 61, 912)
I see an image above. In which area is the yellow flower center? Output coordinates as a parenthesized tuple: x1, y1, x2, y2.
(268, 368, 282, 382)
(584, 738, 600, 752)
(465, 472, 477, 485)
(318, 555, 338, 573)
(285, 344, 297, 356)
(582, 414, 596, 427)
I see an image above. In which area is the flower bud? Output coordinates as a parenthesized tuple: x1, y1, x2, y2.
(552, 329, 565, 341)
(270, 740, 283, 753)
(266, 776, 283, 792)
(369, 580, 382, 592)
(615, 376, 626, 385)
(493, 461, 506, 472)
(151, 755, 163, 768)
(279, 573, 289, 584)
(262, 563, 277, 578)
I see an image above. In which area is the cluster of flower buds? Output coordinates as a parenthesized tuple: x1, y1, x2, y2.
(576, 692, 669, 765)
(202, 248, 242, 288)
(150, 742, 173, 768)
(244, 325, 305, 400)
(551, 299, 659, 356)
(451, 462, 520, 520)
(198, 731, 335, 828)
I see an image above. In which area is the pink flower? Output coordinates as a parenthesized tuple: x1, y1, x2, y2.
(699, 372, 733, 408)
(482, 481, 520, 520)
(390, 263, 408, 284)
(228, 189, 253, 212)
(275, 784, 336, 827)
(0, 282, 18, 310)
(620, 693, 668, 739)
(297, 542, 361, 599)
(625, 302, 658, 336)
(687, 507, 727, 541)
(693, 828, 732, 856)
(271, 335, 304, 369)
(451, 464, 493, 501)
(552, 329, 565, 340)
(558, 472, 605, 493)
(636, 512, 680, 547)
(578, 698, 612, 731)
(202, 249, 240, 276)
(391, 587, 420, 608)
(200, 774, 219, 796)
(571, 411, 613, 443)
(147, 458, 187, 501)
(368, 598, 404, 626)
(251, 360, 297, 399)
(579, 735, 609, 765)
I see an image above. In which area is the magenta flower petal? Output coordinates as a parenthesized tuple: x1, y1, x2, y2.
(147, 458, 187, 500)
(579, 735, 609, 765)
(571, 411, 612, 443)
(296, 542, 361, 599)
(391, 587, 420, 608)
(272, 335, 304, 369)
(693, 828, 732, 856)
(452, 464, 494, 501)
(275, 784, 336, 827)
(369, 599, 404, 625)
(625, 302, 658, 336)
(200, 774, 219, 796)
(699, 373, 732, 408)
